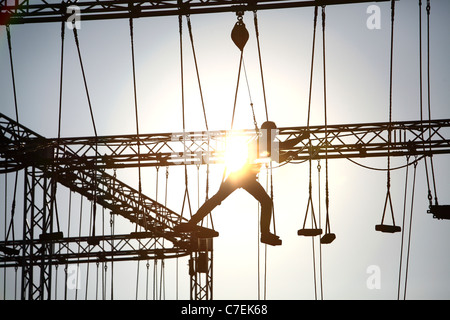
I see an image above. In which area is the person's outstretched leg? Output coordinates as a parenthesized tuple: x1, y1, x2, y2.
(241, 178, 281, 245)
(176, 177, 238, 231)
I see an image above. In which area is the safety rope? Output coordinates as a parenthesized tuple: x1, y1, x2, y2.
(73, 28, 98, 137)
(186, 15, 209, 131)
(230, 52, 244, 131)
(253, 11, 269, 122)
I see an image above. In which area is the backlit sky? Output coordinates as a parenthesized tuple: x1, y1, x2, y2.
(1, 0, 450, 300)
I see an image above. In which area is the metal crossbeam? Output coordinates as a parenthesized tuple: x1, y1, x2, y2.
(3, 113, 449, 170)
(0, 112, 191, 248)
(0, 232, 190, 267)
(0, 112, 213, 300)
(1, 0, 391, 25)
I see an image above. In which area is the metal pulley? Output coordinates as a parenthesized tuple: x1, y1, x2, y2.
(231, 13, 249, 51)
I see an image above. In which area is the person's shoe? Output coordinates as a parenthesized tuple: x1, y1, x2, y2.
(261, 233, 282, 246)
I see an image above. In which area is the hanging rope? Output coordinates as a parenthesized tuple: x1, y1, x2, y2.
(129, 17, 146, 300)
(73, 28, 98, 137)
(296, 6, 322, 300)
(253, 10, 269, 122)
(178, 15, 193, 220)
(377, 0, 400, 233)
(6, 25, 19, 123)
(129, 17, 144, 218)
(242, 60, 259, 132)
(320, 5, 334, 246)
(110, 191, 115, 300)
(230, 12, 248, 130)
(386, 0, 395, 200)
(418, 0, 432, 210)
(397, 155, 410, 299)
(403, 158, 417, 299)
(186, 15, 209, 131)
(425, 0, 438, 207)
(317, 160, 323, 299)
(397, 156, 418, 299)
(5, 25, 20, 256)
(58, 21, 65, 141)
(298, 6, 320, 237)
(72, 27, 99, 241)
(185, 15, 213, 229)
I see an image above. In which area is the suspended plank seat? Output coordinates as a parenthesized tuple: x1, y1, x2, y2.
(320, 232, 336, 244)
(375, 224, 401, 233)
(428, 205, 450, 220)
(297, 228, 322, 237)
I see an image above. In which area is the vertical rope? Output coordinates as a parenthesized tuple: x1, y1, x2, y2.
(186, 15, 209, 131)
(320, 6, 328, 299)
(397, 156, 410, 300)
(425, 0, 438, 206)
(403, 159, 417, 299)
(231, 51, 244, 130)
(58, 21, 65, 141)
(253, 11, 269, 122)
(179, 15, 193, 219)
(6, 25, 19, 123)
(3, 174, 7, 299)
(380, 0, 396, 227)
(387, 0, 395, 191)
(317, 161, 323, 300)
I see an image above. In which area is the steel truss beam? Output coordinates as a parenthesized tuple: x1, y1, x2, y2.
(20, 166, 56, 300)
(3, 114, 449, 170)
(0, 112, 208, 299)
(0, 112, 190, 246)
(1, 0, 390, 25)
(189, 238, 213, 300)
(4, 114, 449, 300)
(0, 232, 190, 268)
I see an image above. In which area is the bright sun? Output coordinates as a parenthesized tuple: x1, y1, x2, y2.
(223, 131, 251, 173)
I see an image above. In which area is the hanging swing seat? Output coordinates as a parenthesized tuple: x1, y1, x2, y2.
(174, 223, 219, 238)
(297, 228, 322, 237)
(320, 232, 336, 244)
(375, 224, 401, 233)
(428, 205, 450, 220)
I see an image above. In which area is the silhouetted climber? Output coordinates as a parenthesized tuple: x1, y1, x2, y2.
(175, 121, 309, 246)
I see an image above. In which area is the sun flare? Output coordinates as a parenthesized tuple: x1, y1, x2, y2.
(223, 132, 251, 173)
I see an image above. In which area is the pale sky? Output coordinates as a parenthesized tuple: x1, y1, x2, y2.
(1, 0, 450, 300)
